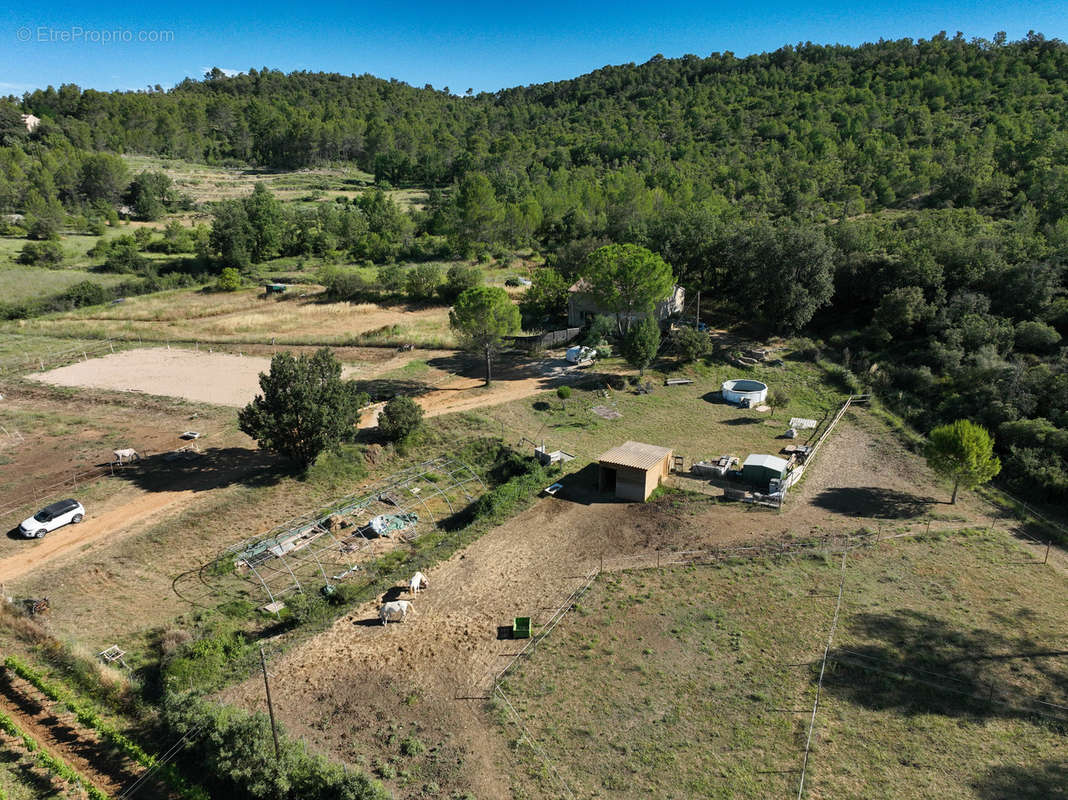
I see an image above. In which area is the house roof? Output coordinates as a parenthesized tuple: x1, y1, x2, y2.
(568, 279, 592, 293)
(742, 454, 789, 472)
(598, 441, 673, 471)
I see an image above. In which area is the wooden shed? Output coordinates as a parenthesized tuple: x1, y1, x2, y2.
(597, 441, 674, 502)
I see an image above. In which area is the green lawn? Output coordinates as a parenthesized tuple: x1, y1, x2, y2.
(499, 530, 1066, 799)
(481, 354, 843, 467)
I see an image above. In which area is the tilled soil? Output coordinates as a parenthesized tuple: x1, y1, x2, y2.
(0, 670, 167, 798)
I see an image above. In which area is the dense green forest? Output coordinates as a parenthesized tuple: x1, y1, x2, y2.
(2, 31, 1067, 502)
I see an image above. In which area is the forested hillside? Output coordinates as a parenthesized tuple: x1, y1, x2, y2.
(2, 31, 1067, 502)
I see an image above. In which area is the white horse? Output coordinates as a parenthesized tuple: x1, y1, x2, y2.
(379, 600, 413, 625)
(409, 571, 428, 595)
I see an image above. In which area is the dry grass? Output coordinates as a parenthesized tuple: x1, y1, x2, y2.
(501, 531, 1066, 799)
(119, 155, 433, 209)
(6, 288, 457, 347)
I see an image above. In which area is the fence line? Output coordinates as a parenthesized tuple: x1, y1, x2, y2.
(0, 337, 124, 378)
(796, 550, 848, 800)
(982, 487, 1068, 547)
(494, 568, 599, 690)
(0, 456, 146, 521)
(493, 685, 576, 800)
(775, 393, 869, 508)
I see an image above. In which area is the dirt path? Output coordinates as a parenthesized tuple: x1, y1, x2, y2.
(0, 489, 193, 585)
(226, 490, 786, 798)
(359, 357, 584, 428)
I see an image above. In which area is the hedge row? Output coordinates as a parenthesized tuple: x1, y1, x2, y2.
(0, 272, 201, 320)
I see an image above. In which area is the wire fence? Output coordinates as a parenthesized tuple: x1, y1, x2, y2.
(0, 337, 123, 378)
(0, 457, 148, 522)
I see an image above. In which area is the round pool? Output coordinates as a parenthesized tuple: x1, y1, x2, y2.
(721, 378, 768, 405)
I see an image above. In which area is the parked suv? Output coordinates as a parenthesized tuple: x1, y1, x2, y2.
(18, 499, 85, 538)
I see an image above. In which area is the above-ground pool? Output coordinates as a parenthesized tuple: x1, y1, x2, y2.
(721, 378, 768, 405)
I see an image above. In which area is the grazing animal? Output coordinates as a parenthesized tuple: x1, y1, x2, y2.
(112, 448, 139, 464)
(409, 571, 428, 595)
(379, 600, 413, 625)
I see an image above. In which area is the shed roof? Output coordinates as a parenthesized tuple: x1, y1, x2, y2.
(598, 441, 673, 471)
(742, 454, 789, 471)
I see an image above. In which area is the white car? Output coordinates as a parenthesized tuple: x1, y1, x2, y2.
(19, 499, 85, 538)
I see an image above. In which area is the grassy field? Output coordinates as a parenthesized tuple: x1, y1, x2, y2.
(498, 531, 1066, 799)
(480, 353, 843, 467)
(121, 154, 433, 208)
(0, 267, 130, 305)
(4, 287, 460, 347)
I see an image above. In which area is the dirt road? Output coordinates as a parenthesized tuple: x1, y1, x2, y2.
(0, 489, 193, 584)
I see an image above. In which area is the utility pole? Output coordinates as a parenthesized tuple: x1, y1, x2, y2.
(260, 645, 281, 760)
(695, 289, 701, 328)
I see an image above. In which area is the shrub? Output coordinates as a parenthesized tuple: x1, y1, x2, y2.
(404, 263, 442, 301)
(16, 240, 64, 267)
(61, 280, 109, 308)
(376, 263, 407, 294)
(378, 396, 424, 442)
(582, 314, 615, 346)
(671, 326, 709, 362)
(216, 267, 243, 292)
(163, 695, 386, 800)
(437, 264, 483, 303)
(99, 235, 149, 273)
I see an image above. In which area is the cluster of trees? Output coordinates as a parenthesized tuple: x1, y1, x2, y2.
(2, 34, 1066, 499)
(7, 34, 1067, 225)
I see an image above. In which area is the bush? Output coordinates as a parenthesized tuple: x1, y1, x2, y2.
(61, 280, 109, 308)
(376, 263, 407, 294)
(163, 695, 386, 800)
(791, 337, 821, 360)
(216, 267, 243, 292)
(16, 240, 64, 267)
(582, 314, 615, 347)
(437, 264, 483, 303)
(404, 263, 442, 301)
(320, 267, 371, 300)
(671, 326, 709, 362)
(98, 235, 149, 273)
(378, 396, 424, 442)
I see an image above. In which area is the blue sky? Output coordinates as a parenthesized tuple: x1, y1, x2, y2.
(1, 1, 1066, 96)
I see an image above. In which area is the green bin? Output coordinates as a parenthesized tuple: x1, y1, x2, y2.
(512, 616, 531, 639)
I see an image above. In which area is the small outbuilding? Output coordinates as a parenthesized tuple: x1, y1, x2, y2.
(741, 454, 789, 488)
(598, 441, 674, 502)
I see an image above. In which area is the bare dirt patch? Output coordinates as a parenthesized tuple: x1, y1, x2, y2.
(28, 349, 278, 408)
(30, 347, 587, 419)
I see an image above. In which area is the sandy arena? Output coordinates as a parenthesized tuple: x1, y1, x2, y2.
(28, 346, 584, 416)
